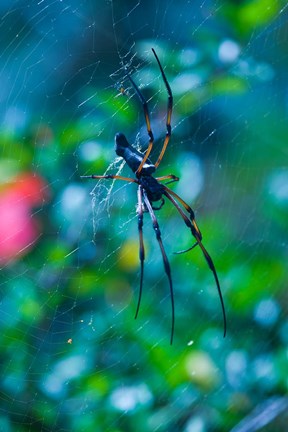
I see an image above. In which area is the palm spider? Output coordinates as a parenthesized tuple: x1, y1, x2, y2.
(82, 48, 226, 344)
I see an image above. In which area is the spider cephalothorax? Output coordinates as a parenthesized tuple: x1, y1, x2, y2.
(139, 175, 164, 203)
(82, 48, 226, 344)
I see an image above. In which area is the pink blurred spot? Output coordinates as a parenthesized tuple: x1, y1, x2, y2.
(0, 173, 49, 265)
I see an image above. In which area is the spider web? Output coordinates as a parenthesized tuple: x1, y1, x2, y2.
(0, 0, 288, 431)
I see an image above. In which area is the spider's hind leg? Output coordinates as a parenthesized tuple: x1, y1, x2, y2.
(163, 188, 227, 338)
(143, 190, 175, 345)
(174, 241, 198, 255)
(135, 185, 145, 320)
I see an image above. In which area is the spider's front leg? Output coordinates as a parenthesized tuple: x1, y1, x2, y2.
(80, 174, 138, 183)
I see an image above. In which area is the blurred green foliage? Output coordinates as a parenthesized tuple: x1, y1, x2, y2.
(0, 1, 288, 431)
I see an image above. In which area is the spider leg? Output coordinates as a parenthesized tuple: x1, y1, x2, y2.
(174, 244, 198, 254)
(152, 48, 173, 169)
(156, 175, 179, 185)
(163, 189, 227, 338)
(135, 185, 145, 320)
(126, 73, 154, 177)
(162, 186, 202, 240)
(80, 174, 138, 183)
(143, 190, 175, 345)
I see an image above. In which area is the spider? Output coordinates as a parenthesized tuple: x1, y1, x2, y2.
(81, 48, 226, 344)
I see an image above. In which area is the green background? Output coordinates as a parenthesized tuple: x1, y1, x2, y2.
(0, 0, 287, 430)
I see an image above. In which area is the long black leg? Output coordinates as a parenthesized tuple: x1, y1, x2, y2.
(135, 185, 145, 320)
(126, 72, 154, 177)
(143, 190, 175, 344)
(152, 48, 173, 169)
(163, 189, 227, 338)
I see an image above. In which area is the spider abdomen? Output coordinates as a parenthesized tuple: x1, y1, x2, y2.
(115, 132, 156, 175)
(140, 175, 164, 202)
